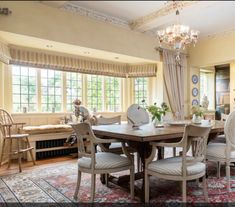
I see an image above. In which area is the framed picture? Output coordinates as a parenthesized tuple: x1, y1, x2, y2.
(192, 88, 198, 97)
(192, 99, 199, 106)
(192, 75, 198, 84)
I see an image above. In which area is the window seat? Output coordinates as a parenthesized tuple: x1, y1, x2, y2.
(22, 124, 75, 161)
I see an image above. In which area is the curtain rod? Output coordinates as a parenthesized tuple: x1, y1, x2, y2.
(155, 46, 189, 58)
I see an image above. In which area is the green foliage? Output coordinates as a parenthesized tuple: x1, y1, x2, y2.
(146, 102, 169, 122)
(191, 105, 205, 116)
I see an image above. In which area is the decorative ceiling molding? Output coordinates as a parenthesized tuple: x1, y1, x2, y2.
(129, 1, 199, 30)
(61, 2, 130, 29)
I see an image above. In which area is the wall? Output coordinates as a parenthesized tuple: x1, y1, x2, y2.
(189, 31, 235, 67)
(0, 1, 160, 62)
(189, 31, 235, 112)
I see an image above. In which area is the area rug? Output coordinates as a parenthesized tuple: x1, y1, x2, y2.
(1, 160, 235, 205)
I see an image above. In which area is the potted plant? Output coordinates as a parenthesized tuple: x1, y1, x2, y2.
(191, 105, 205, 124)
(146, 102, 169, 126)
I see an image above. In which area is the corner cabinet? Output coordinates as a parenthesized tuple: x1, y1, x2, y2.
(215, 65, 230, 120)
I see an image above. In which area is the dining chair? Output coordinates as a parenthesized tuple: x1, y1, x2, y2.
(71, 122, 134, 202)
(145, 124, 211, 202)
(127, 104, 149, 126)
(0, 108, 36, 172)
(207, 110, 235, 190)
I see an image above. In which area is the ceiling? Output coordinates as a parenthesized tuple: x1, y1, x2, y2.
(43, 1, 235, 38)
(0, 31, 157, 64)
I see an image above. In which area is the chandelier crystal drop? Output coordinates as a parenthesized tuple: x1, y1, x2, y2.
(156, 8, 199, 62)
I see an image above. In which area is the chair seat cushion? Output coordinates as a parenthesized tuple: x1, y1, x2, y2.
(147, 156, 205, 176)
(109, 142, 122, 149)
(78, 152, 131, 170)
(207, 143, 235, 159)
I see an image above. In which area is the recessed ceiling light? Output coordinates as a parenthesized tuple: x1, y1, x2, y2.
(46, 45, 53, 48)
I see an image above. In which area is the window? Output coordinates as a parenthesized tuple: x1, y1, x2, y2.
(134, 77, 148, 106)
(12, 65, 37, 112)
(66, 72, 82, 112)
(200, 71, 215, 110)
(105, 77, 121, 112)
(41, 69, 62, 112)
(86, 75, 103, 111)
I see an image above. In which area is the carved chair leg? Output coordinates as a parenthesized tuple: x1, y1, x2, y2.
(130, 166, 134, 199)
(202, 175, 208, 202)
(90, 173, 96, 202)
(226, 161, 231, 191)
(144, 170, 150, 203)
(182, 180, 187, 203)
(17, 139, 22, 173)
(0, 138, 6, 167)
(74, 170, 81, 200)
(26, 137, 36, 165)
(7, 139, 13, 169)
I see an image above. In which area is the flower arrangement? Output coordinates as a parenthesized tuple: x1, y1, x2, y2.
(145, 101, 169, 122)
(191, 105, 205, 117)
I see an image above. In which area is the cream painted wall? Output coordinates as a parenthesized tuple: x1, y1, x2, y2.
(189, 31, 235, 67)
(0, 1, 160, 62)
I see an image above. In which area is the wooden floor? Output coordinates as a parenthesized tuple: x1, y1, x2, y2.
(0, 156, 75, 176)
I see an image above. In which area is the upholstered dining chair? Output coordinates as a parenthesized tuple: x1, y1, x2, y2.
(71, 122, 134, 202)
(207, 110, 235, 190)
(145, 124, 211, 202)
(0, 109, 36, 172)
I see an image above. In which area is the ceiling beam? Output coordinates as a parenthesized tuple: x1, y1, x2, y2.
(40, 1, 68, 8)
(129, 1, 199, 30)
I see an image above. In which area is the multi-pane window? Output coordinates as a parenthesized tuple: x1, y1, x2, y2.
(86, 75, 103, 112)
(66, 72, 82, 112)
(134, 77, 148, 107)
(41, 69, 62, 112)
(12, 65, 37, 112)
(105, 77, 121, 112)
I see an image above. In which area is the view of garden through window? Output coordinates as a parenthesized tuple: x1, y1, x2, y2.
(12, 66, 147, 113)
(134, 77, 148, 107)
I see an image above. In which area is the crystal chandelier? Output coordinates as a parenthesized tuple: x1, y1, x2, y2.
(156, 6, 199, 62)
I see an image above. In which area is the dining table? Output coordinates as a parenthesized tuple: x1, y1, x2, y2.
(92, 120, 225, 201)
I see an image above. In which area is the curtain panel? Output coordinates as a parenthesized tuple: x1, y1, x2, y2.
(162, 49, 187, 119)
(0, 42, 11, 64)
(9, 47, 157, 78)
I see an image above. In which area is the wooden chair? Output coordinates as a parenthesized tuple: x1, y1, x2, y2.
(0, 109, 35, 172)
(207, 110, 235, 190)
(71, 122, 134, 202)
(145, 124, 211, 202)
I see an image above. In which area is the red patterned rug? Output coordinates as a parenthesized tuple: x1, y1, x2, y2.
(1, 159, 235, 204)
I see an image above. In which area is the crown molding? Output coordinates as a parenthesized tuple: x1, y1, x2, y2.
(61, 2, 130, 29)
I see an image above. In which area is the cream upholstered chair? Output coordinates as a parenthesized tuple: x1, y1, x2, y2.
(127, 104, 149, 126)
(207, 110, 235, 190)
(209, 113, 228, 145)
(145, 124, 211, 202)
(0, 109, 35, 172)
(71, 122, 134, 202)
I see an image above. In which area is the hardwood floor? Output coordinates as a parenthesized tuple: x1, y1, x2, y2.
(0, 156, 75, 176)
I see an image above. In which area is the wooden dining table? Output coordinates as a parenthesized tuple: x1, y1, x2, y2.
(92, 120, 225, 201)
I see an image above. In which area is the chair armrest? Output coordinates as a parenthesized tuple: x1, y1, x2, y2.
(150, 141, 182, 148)
(94, 137, 120, 144)
(13, 122, 26, 126)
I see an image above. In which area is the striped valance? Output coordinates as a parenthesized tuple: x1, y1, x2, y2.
(0, 41, 11, 64)
(9, 47, 157, 78)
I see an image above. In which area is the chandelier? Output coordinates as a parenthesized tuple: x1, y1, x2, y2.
(156, 6, 199, 62)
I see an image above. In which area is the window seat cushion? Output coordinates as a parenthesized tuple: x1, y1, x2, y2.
(23, 124, 73, 135)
